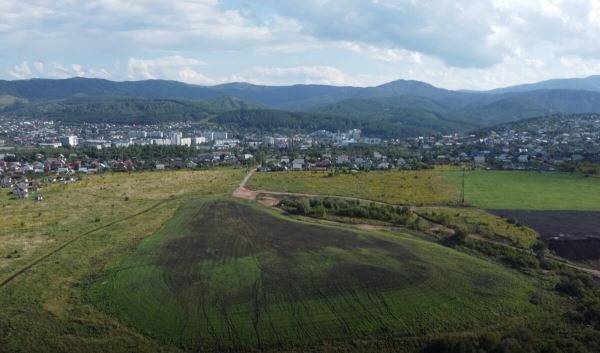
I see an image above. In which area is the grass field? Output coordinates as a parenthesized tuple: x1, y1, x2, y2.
(417, 207, 539, 248)
(447, 171, 600, 211)
(88, 199, 544, 351)
(0, 169, 244, 353)
(249, 170, 600, 211)
(248, 170, 460, 205)
(1, 167, 597, 353)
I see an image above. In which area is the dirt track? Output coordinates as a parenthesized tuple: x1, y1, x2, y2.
(235, 170, 600, 278)
(0, 199, 171, 288)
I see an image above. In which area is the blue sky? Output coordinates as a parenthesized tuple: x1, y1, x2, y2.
(2, 0, 600, 89)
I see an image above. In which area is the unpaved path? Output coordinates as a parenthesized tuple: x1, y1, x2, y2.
(233, 169, 600, 278)
(0, 199, 171, 288)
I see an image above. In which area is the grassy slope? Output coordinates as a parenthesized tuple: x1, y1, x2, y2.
(418, 207, 539, 248)
(0, 169, 244, 353)
(446, 171, 600, 211)
(88, 199, 544, 351)
(247, 170, 460, 206)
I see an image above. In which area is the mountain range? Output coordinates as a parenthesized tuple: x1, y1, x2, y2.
(2, 75, 600, 137)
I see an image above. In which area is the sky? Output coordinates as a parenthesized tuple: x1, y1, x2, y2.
(2, 0, 600, 90)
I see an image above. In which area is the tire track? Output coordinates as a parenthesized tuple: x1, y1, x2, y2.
(0, 199, 171, 288)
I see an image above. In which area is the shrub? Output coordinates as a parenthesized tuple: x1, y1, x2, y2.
(452, 227, 468, 244)
(555, 275, 593, 299)
(412, 218, 429, 231)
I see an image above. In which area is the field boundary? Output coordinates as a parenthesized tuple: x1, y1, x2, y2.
(235, 170, 600, 278)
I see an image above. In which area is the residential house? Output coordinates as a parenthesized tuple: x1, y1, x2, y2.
(292, 158, 305, 171)
(517, 155, 529, 163)
(313, 160, 332, 171)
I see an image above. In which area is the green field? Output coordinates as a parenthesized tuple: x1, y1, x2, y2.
(248, 170, 460, 205)
(88, 199, 542, 351)
(249, 170, 600, 211)
(447, 171, 600, 210)
(1, 168, 599, 352)
(0, 169, 244, 353)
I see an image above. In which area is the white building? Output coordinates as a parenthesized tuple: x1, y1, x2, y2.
(128, 130, 147, 139)
(201, 131, 228, 142)
(214, 139, 240, 147)
(213, 132, 228, 140)
(170, 132, 182, 146)
(38, 142, 62, 148)
(192, 137, 206, 145)
(148, 131, 163, 138)
(60, 135, 78, 147)
(292, 159, 305, 171)
(180, 138, 192, 147)
(152, 139, 172, 146)
(201, 132, 215, 141)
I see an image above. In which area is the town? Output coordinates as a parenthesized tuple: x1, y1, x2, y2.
(1, 113, 600, 199)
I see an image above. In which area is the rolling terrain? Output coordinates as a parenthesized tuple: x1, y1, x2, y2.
(4, 76, 600, 137)
(89, 198, 539, 351)
(1, 168, 600, 352)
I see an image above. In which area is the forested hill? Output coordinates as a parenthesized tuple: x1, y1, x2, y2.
(3, 76, 600, 137)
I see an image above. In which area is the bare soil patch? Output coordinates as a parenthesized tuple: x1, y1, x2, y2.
(489, 210, 600, 260)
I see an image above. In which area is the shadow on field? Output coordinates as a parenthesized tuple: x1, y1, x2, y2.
(157, 200, 425, 296)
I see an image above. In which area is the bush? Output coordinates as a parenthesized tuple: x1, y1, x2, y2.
(279, 197, 418, 226)
(555, 275, 594, 299)
(280, 198, 312, 215)
(412, 218, 429, 231)
(452, 227, 468, 244)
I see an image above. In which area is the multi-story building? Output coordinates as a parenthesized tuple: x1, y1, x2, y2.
(60, 135, 78, 147)
(170, 132, 182, 146)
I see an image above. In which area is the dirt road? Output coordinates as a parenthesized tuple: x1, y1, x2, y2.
(233, 169, 600, 278)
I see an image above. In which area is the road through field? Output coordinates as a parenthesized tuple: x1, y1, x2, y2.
(233, 169, 393, 207)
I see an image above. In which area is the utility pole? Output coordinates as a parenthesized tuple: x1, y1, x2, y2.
(460, 166, 466, 205)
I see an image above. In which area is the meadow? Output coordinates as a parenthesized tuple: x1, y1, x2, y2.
(447, 170, 600, 211)
(417, 207, 539, 248)
(0, 169, 244, 353)
(249, 170, 600, 211)
(88, 198, 544, 351)
(247, 170, 460, 205)
(1, 167, 598, 353)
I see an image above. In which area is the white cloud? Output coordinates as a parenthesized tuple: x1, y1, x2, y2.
(3, 1, 600, 90)
(127, 55, 213, 84)
(253, 66, 362, 86)
(338, 42, 423, 64)
(33, 62, 44, 73)
(8, 61, 32, 79)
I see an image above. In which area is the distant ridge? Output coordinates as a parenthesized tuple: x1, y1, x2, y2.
(489, 75, 600, 94)
(2, 75, 600, 137)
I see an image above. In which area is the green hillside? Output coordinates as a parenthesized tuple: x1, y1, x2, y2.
(88, 199, 540, 350)
(4, 78, 600, 134)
